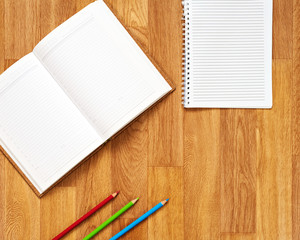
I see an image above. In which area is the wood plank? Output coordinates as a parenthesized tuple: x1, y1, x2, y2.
(40, 187, 76, 239)
(39, 0, 76, 40)
(221, 233, 256, 240)
(72, 143, 113, 239)
(256, 60, 293, 240)
(4, 0, 40, 58)
(184, 109, 221, 240)
(293, 0, 300, 156)
(273, 0, 293, 59)
(148, 167, 184, 240)
(148, 0, 183, 167)
(4, 158, 40, 239)
(112, 218, 147, 240)
(111, 116, 148, 219)
(292, 1, 300, 239)
(220, 109, 256, 233)
(293, 156, 300, 240)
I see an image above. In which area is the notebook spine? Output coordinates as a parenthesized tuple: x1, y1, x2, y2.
(181, 0, 190, 106)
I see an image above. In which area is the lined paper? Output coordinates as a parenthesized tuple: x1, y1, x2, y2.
(183, 0, 272, 108)
(0, 54, 103, 192)
(34, 0, 172, 139)
(35, 17, 154, 138)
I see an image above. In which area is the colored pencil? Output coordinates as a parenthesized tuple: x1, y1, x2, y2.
(109, 199, 169, 240)
(83, 198, 139, 240)
(52, 191, 120, 240)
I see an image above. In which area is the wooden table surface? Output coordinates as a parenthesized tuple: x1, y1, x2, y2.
(0, 0, 299, 239)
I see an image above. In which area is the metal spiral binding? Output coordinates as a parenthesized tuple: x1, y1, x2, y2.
(181, 0, 190, 106)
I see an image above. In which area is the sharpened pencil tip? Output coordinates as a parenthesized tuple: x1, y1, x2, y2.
(166, 199, 169, 201)
(131, 197, 139, 204)
(112, 191, 120, 198)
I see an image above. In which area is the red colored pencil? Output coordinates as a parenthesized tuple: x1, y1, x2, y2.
(52, 191, 120, 240)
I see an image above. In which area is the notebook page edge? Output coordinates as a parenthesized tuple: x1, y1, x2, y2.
(39, 139, 102, 193)
(0, 53, 35, 93)
(264, 0, 273, 108)
(0, 54, 49, 194)
(0, 141, 43, 194)
(0, 139, 103, 195)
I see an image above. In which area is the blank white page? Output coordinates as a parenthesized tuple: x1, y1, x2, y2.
(182, 0, 272, 108)
(0, 53, 103, 193)
(33, 0, 172, 140)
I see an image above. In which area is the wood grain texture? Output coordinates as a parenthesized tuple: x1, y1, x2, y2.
(293, 0, 300, 156)
(73, 143, 113, 239)
(273, 0, 293, 59)
(293, 1, 300, 239)
(184, 109, 221, 240)
(256, 60, 293, 240)
(293, 156, 300, 240)
(4, 0, 40, 58)
(221, 233, 256, 240)
(4, 155, 40, 240)
(40, 187, 76, 239)
(107, 0, 149, 53)
(148, 0, 183, 167)
(108, 0, 148, 27)
(39, 0, 76, 40)
(0, 0, 299, 239)
(148, 167, 184, 240)
(109, 1, 149, 229)
(293, 0, 300, 238)
(76, 0, 94, 13)
(113, 218, 147, 240)
(221, 110, 256, 233)
(111, 116, 148, 220)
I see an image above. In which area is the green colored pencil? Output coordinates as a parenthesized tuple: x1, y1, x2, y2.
(82, 198, 139, 240)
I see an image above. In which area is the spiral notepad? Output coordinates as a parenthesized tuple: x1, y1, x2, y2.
(182, 0, 273, 108)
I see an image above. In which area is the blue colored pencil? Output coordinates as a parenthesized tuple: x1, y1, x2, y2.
(109, 199, 169, 240)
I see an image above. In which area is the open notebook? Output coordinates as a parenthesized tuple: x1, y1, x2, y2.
(0, 0, 173, 196)
(182, 0, 273, 108)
